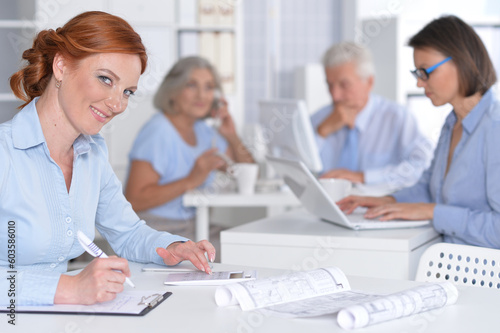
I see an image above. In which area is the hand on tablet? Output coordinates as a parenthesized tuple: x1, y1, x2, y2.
(157, 240, 216, 275)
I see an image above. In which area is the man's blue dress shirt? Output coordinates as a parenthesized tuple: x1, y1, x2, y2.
(311, 93, 433, 190)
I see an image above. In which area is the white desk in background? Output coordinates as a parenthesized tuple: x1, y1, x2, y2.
(221, 209, 442, 280)
(183, 187, 300, 241)
(5, 262, 500, 333)
(183, 180, 394, 242)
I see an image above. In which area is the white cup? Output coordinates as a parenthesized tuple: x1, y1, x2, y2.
(231, 163, 259, 195)
(319, 178, 352, 202)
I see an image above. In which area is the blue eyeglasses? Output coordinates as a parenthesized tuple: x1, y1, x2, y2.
(411, 57, 452, 81)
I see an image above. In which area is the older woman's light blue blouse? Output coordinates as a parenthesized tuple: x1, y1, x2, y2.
(129, 112, 228, 220)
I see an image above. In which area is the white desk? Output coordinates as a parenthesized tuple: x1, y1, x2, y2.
(4, 262, 500, 333)
(221, 209, 442, 280)
(183, 188, 300, 241)
(182, 181, 394, 242)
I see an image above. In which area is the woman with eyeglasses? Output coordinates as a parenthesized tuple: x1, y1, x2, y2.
(338, 15, 500, 248)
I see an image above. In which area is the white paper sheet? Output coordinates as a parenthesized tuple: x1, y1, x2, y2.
(16, 290, 167, 315)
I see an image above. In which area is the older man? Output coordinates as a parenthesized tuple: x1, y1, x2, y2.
(311, 41, 432, 190)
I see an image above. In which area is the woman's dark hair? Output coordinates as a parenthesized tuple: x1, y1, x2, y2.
(408, 15, 496, 97)
(10, 11, 148, 108)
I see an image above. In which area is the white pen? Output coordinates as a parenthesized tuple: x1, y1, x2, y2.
(77, 230, 135, 288)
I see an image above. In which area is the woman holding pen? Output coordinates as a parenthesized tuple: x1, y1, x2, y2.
(339, 15, 500, 249)
(0, 11, 215, 306)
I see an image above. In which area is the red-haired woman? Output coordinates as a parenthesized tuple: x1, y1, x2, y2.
(0, 11, 214, 306)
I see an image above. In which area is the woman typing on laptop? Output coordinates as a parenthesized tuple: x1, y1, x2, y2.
(338, 15, 500, 249)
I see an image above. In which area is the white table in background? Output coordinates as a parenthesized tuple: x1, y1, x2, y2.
(183, 188, 300, 241)
(182, 181, 396, 242)
(5, 262, 500, 333)
(221, 209, 442, 280)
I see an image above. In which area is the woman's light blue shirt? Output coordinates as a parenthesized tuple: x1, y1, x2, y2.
(0, 99, 188, 306)
(393, 89, 500, 248)
(128, 112, 228, 220)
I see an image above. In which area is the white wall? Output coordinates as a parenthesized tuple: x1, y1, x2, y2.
(355, 0, 500, 146)
(242, 0, 341, 123)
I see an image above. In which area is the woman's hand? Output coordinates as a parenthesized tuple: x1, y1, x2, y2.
(157, 240, 216, 274)
(321, 169, 364, 183)
(212, 98, 237, 140)
(337, 195, 396, 214)
(186, 148, 225, 189)
(365, 203, 436, 221)
(54, 256, 131, 304)
(212, 98, 255, 164)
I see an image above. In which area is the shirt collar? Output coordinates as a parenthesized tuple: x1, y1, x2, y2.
(462, 89, 493, 134)
(353, 93, 375, 132)
(12, 98, 45, 149)
(12, 97, 95, 155)
(443, 89, 493, 133)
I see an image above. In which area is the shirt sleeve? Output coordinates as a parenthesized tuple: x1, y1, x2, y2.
(129, 117, 170, 177)
(314, 133, 327, 153)
(391, 164, 434, 203)
(0, 140, 61, 306)
(364, 110, 434, 188)
(0, 268, 61, 305)
(432, 125, 500, 248)
(211, 127, 228, 154)
(310, 105, 334, 174)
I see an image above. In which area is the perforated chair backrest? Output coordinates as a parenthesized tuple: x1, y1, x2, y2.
(415, 242, 500, 289)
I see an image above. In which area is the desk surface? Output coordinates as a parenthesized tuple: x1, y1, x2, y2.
(182, 180, 395, 241)
(183, 187, 301, 241)
(222, 209, 440, 252)
(183, 187, 300, 207)
(4, 262, 500, 333)
(182, 182, 392, 207)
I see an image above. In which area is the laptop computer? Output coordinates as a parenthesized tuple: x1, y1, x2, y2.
(267, 156, 430, 230)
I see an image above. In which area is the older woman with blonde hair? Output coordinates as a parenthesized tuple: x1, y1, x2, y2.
(125, 56, 254, 235)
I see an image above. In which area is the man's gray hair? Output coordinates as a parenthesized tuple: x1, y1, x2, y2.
(322, 41, 375, 79)
(154, 56, 223, 114)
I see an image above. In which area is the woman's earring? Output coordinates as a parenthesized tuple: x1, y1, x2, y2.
(55, 79, 62, 89)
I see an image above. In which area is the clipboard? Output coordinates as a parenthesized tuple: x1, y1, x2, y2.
(3, 290, 172, 316)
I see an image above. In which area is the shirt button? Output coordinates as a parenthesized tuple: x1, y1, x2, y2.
(50, 263, 57, 268)
(58, 256, 65, 261)
(67, 230, 73, 237)
(65, 217, 72, 223)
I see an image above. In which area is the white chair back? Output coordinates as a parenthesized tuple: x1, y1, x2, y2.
(415, 242, 500, 289)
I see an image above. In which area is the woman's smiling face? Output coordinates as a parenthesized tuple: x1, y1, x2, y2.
(55, 52, 142, 135)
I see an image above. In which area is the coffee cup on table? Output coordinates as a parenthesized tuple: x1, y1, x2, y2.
(319, 178, 352, 202)
(231, 163, 259, 195)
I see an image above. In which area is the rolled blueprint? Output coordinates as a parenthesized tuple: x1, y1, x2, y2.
(337, 282, 459, 330)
